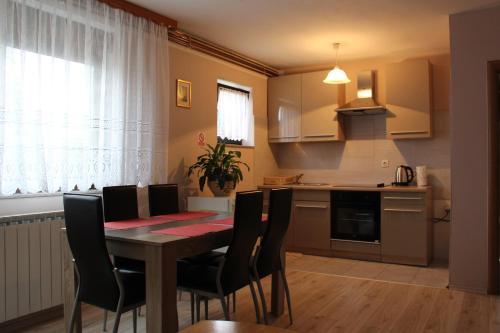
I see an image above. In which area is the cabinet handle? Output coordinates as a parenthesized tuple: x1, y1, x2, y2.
(303, 134, 335, 138)
(384, 196, 423, 200)
(296, 204, 328, 209)
(389, 130, 429, 135)
(384, 208, 423, 213)
(269, 136, 299, 139)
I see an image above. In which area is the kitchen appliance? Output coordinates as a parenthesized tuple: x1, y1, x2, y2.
(331, 191, 380, 243)
(335, 70, 386, 116)
(416, 165, 427, 186)
(393, 165, 414, 186)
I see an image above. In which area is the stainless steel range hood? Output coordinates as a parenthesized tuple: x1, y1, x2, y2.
(336, 70, 385, 116)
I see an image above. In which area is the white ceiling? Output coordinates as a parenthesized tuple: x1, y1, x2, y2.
(131, 0, 500, 69)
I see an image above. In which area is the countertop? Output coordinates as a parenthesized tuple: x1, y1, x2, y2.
(257, 184, 430, 192)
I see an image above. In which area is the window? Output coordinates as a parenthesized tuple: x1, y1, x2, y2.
(216, 80, 254, 146)
(0, 0, 169, 196)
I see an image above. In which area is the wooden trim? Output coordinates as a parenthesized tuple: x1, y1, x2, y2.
(98, 0, 177, 28)
(168, 29, 280, 77)
(0, 305, 63, 333)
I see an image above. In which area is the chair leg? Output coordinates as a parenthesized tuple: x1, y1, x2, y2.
(280, 269, 293, 325)
(68, 297, 80, 333)
(132, 308, 138, 333)
(204, 297, 209, 319)
(102, 310, 108, 331)
(255, 274, 269, 325)
(219, 294, 230, 320)
(196, 294, 201, 322)
(112, 310, 122, 333)
(190, 292, 195, 324)
(248, 280, 261, 324)
(232, 292, 236, 313)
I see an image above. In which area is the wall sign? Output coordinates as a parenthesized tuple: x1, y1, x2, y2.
(197, 132, 206, 146)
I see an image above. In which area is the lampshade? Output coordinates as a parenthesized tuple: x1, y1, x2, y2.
(323, 66, 351, 84)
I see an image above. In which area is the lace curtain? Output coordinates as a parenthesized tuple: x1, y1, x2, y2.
(217, 86, 252, 142)
(0, 0, 169, 195)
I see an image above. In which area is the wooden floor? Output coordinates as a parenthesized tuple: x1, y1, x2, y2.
(24, 255, 500, 333)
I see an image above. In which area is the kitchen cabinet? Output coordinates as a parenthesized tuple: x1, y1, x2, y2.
(381, 192, 432, 266)
(292, 200, 330, 250)
(386, 59, 432, 140)
(268, 74, 302, 142)
(301, 70, 344, 142)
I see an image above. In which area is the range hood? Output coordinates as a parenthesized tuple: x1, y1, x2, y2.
(336, 70, 386, 116)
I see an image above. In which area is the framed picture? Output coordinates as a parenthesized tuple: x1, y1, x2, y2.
(176, 79, 192, 109)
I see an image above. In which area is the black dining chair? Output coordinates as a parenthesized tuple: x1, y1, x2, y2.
(177, 190, 264, 323)
(102, 185, 145, 272)
(63, 193, 145, 333)
(148, 184, 180, 216)
(251, 188, 293, 325)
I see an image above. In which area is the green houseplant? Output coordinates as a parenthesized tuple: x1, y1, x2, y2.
(188, 143, 250, 196)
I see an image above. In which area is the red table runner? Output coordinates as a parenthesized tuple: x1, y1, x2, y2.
(105, 218, 173, 230)
(150, 211, 218, 221)
(150, 223, 232, 237)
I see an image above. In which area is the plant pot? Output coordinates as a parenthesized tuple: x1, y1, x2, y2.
(208, 180, 235, 197)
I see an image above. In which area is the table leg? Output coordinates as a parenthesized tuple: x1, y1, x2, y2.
(146, 245, 178, 333)
(271, 247, 285, 316)
(62, 231, 82, 333)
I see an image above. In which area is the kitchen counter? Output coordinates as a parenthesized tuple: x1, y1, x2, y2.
(258, 184, 430, 192)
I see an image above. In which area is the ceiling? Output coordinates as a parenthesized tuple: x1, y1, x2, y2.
(130, 0, 500, 69)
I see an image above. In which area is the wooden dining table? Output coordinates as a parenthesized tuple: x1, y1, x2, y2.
(61, 212, 285, 333)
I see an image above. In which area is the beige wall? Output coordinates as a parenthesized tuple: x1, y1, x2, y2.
(167, 43, 279, 208)
(449, 6, 500, 294)
(278, 54, 451, 260)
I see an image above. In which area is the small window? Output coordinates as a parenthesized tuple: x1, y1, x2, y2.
(216, 80, 254, 146)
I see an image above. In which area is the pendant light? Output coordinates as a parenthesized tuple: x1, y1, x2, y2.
(323, 43, 351, 84)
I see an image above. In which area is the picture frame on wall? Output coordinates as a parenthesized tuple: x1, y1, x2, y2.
(176, 79, 192, 109)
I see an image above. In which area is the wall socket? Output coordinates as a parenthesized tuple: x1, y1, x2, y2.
(381, 160, 390, 168)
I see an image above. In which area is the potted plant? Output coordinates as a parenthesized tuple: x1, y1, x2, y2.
(188, 143, 250, 196)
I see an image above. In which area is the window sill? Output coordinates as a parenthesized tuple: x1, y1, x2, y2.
(225, 144, 255, 149)
(0, 190, 102, 200)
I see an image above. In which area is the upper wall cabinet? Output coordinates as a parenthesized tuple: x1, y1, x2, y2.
(386, 59, 432, 140)
(301, 70, 344, 142)
(268, 72, 344, 143)
(268, 74, 302, 143)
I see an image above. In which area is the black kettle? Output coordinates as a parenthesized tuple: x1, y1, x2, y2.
(393, 165, 414, 186)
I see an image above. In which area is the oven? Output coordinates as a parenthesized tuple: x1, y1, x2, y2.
(331, 191, 380, 243)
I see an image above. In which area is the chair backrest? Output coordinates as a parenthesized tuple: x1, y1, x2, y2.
(63, 194, 120, 310)
(102, 185, 138, 222)
(256, 188, 293, 277)
(148, 184, 179, 216)
(221, 190, 263, 293)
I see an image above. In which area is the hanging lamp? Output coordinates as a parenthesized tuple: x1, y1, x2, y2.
(323, 43, 351, 84)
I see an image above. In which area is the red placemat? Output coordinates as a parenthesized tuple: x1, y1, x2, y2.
(209, 214, 269, 226)
(150, 223, 232, 237)
(105, 218, 173, 230)
(151, 211, 218, 221)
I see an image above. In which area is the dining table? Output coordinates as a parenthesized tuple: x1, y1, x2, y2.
(61, 211, 285, 333)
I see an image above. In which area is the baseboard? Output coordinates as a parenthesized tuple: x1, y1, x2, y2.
(0, 305, 63, 333)
(448, 283, 488, 295)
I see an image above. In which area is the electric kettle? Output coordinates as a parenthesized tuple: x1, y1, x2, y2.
(393, 165, 414, 186)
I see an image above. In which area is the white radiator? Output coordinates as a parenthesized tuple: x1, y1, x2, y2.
(0, 212, 65, 323)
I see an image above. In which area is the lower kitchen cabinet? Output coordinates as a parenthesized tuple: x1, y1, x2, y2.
(292, 200, 330, 250)
(381, 192, 432, 266)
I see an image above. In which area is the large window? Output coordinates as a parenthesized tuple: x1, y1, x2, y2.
(0, 0, 169, 196)
(216, 80, 254, 146)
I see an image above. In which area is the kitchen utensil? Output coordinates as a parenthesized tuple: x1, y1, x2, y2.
(393, 165, 414, 186)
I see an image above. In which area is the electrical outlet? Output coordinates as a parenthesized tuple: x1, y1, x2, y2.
(381, 160, 389, 168)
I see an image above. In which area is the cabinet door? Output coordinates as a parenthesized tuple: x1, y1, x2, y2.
(386, 59, 432, 140)
(301, 70, 344, 142)
(268, 74, 301, 142)
(381, 207, 428, 265)
(292, 200, 330, 250)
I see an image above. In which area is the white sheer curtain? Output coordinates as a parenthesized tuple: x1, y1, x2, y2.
(0, 0, 169, 195)
(217, 86, 252, 142)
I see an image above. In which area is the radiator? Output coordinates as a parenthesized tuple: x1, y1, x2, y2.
(0, 212, 65, 323)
